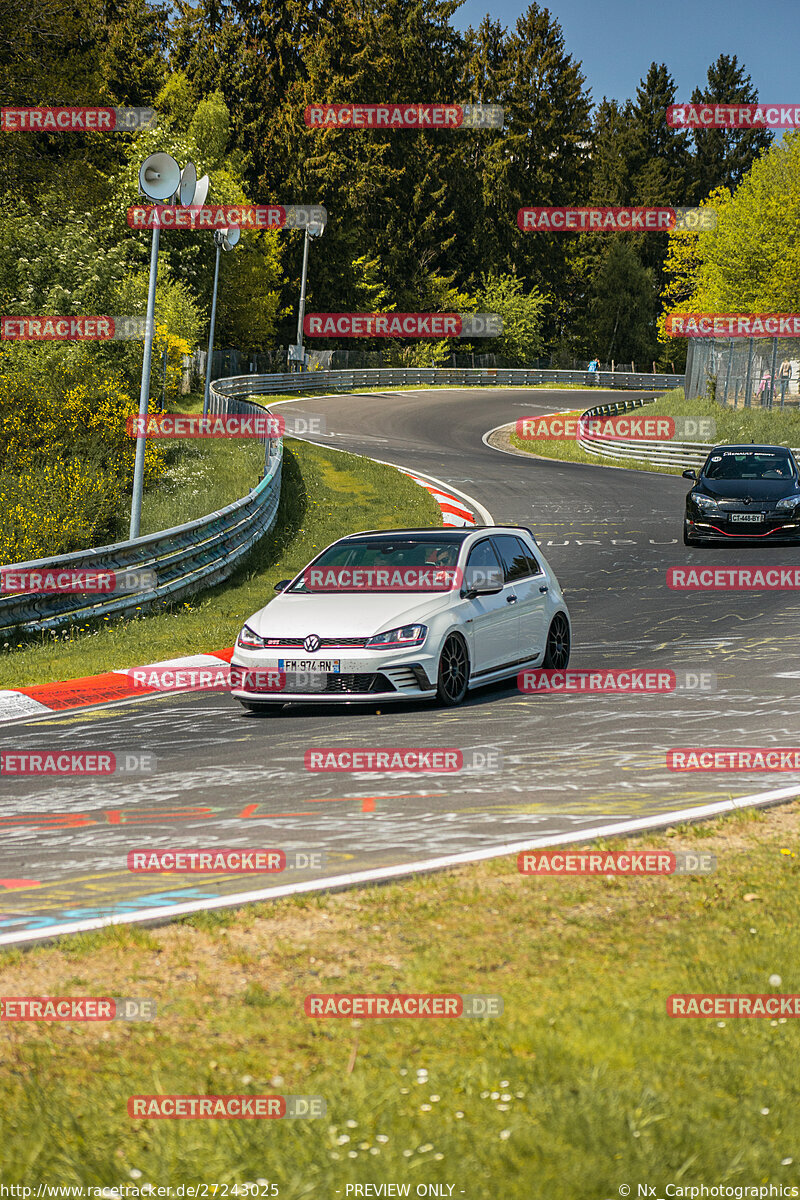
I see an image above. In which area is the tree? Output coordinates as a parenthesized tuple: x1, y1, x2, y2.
(689, 54, 772, 204)
(473, 271, 548, 365)
(586, 240, 656, 364)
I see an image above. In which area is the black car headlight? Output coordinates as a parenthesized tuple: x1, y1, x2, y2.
(365, 624, 427, 650)
(693, 494, 721, 515)
(237, 623, 267, 649)
(776, 494, 800, 511)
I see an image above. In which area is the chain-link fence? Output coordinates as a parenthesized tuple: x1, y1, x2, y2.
(685, 337, 800, 408)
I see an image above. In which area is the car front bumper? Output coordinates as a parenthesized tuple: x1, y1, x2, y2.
(229, 646, 439, 704)
(686, 515, 800, 542)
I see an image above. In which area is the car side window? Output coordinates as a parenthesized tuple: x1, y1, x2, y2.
(492, 535, 540, 583)
(464, 539, 504, 592)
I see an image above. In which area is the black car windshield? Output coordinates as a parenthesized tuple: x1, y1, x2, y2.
(289, 538, 462, 593)
(702, 450, 796, 481)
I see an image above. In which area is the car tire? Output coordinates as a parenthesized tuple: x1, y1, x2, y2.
(683, 521, 701, 547)
(542, 612, 571, 669)
(436, 633, 469, 706)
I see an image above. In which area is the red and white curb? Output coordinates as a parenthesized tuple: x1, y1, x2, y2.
(398, 470, 475, 526)
(0, 650, 234, 724)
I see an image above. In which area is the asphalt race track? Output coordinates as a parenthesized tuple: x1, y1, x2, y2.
(3, 386, 800, 943)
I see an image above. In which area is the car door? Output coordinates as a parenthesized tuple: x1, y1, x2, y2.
(491, 534, 548, 662)
(461, 538, 517, 674)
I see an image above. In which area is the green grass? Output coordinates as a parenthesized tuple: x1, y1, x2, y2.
(1, 801, 799, 1193)
(0, 439, 440, 687)
(508, 387, 800, 474)
(138, 437, 266, 537)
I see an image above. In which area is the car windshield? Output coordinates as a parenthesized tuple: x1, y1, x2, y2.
(702, 451, 795, 481)
(289, 538, 462, 593)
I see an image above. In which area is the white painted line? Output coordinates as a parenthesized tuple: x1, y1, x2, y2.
(3, 781, 799, 946)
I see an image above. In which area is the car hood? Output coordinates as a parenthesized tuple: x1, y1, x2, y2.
(244, 590, 456, 638)
(698, 478, 799, 502)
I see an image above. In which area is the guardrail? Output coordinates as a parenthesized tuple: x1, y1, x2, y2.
(0, 394, 282, 637)
(209, 366, 684, 395)
(576, 396, 800, 469)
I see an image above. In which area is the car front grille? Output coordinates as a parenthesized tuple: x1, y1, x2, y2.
(283, 672, 395, 694)
(262, 637, 369, 649)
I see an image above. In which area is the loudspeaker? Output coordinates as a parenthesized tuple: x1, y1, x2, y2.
(193, 173, 210, 209)
(223, 226, 241, 249)
(179, 161, 197, 207)
(139, 152, 181, 201)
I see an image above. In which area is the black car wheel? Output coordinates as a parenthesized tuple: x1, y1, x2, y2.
(542, 613, 571, 669)
(436, 634, 469, 706)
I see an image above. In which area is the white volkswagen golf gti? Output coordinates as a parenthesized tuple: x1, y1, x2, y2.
(230, 526, 571, 711)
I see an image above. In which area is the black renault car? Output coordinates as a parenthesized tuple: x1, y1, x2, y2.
(683, 444, 800, 545)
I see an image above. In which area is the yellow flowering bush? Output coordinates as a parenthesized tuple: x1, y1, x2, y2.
(0, 344, 165, 564)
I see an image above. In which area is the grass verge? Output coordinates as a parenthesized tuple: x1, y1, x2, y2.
(138, 438, 266, 537)
(0, 440, 440, 687)
(1, 801, 799, 1193)
(507, 387, 800, 474)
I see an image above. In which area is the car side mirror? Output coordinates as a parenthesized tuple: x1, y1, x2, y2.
(682, 469, 697, 480)
(274, 579, 291, 592)
(464, 581, 504, 599)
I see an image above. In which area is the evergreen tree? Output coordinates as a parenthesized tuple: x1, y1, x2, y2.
(689, 54, 772, 202)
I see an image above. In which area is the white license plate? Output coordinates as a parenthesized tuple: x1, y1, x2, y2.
(278, 659, 340, 673)
(730, 513, 763, 523)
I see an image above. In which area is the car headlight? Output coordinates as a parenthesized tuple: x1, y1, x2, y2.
(693, 494, 721, 514)
(776, 494, 800, 511)
(365, 624, 427, 649)
(237, 623, 267, 648)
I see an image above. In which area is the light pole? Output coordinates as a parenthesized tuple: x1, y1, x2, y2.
(129, 158, 209, 538)
(202, 226, 240, 418)
(291, 219, 324, 372)
(129, 152, 181, 540)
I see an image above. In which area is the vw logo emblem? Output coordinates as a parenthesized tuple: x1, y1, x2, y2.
(304, 635, 321, 652)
